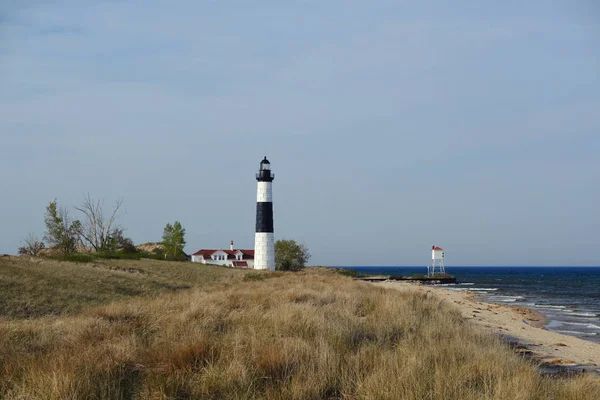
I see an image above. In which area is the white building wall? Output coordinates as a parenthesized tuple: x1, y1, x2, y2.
(254, 232, 275, 271)
(191, 254, 254, 268)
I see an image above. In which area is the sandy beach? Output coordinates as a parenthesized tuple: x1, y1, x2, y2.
(375, 281, 600, 374)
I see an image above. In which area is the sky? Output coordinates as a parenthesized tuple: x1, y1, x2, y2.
(1, 1, 599, 266)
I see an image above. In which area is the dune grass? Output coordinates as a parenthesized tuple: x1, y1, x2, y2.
(0, 256, 245, 319)
(0, 259, 598, 399)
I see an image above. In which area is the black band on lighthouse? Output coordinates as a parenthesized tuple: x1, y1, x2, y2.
(255, 202, 274, 232)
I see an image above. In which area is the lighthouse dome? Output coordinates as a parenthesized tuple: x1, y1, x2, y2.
(260, 157, 271, 170)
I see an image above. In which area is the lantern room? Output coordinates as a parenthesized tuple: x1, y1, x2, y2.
(256, 157, 274, 182)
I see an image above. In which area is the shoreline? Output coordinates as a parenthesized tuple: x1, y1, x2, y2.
(374, 281, 600, 376)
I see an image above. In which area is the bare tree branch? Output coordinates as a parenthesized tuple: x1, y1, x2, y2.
(18, 233, 45, 256)
(75, 194, 124, 252)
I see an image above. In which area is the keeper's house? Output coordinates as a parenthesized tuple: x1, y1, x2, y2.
(190, 241, 254, 268)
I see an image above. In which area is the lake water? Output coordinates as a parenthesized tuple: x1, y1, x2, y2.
(333, 266, 600, 343)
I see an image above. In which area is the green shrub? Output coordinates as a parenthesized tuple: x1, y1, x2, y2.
(94, 252, 142, 260)
(337, 268, 368, 278)
(243, 272, 283, 282)
(52, 253, 95, 263)
(133, 250, 188, 262)
(244, 273, 265, 281)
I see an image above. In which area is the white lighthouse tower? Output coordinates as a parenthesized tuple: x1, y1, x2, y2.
(254, 157, 275, 271)
(428, 245, 445, 276)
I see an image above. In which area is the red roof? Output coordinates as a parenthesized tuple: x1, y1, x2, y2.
(432, 246, 443, 251)
(191, 250, 216, 257)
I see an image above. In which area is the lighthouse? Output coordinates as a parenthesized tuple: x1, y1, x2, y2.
(254, 157, 275, 270)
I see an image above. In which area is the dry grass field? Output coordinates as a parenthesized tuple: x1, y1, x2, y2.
(0, 256, 599, 399)
(0, 256, 245, 318)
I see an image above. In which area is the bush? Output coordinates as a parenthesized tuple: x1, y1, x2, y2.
(244, 272, 284, 282)
(52, 253, 95, 263)
(18, 234, 45, 256)
(336, 268, 368, 278)
(165, 254, 189, 262)
(133, 249, 188, 262)
(275, 239, 310, 271)
(244, 273, 265, 281)
(94, 252, 142, 260)
(151, 248, 165, 259)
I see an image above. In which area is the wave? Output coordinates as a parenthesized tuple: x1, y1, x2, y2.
(556, 330, 598, 337)
(468, 288, 498, 292)
(570, 312, 598, 318)
(560, 321, 600, 329)
(488, 296, 525, 303)
(534, 305, 567, 309)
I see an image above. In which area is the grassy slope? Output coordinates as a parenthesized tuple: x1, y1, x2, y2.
(0, 256, 244, 318)
(0, 257, 599, 399)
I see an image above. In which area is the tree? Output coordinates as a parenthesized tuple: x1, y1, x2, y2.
(275, 239, 310, 271)
(18, 233, 45, 256)
(106, 228, 136, 253)
(44, 200, 80, 255)
(162, 221, 186, 259)
(75, 194, 124, 252)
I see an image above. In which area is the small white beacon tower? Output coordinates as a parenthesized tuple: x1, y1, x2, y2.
(428, 245, 445, 276)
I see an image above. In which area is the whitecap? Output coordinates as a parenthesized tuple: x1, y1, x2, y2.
(493, 297, 524, 303)
(570, 312, 598, 318)
(534, 305, 567, 309)
(556, 330, 598, 337)
(557, 321, 600, 329)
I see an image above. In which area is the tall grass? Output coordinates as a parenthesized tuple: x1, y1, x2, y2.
(0, 265, 598, 399)
(0, 256, 244, 318)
